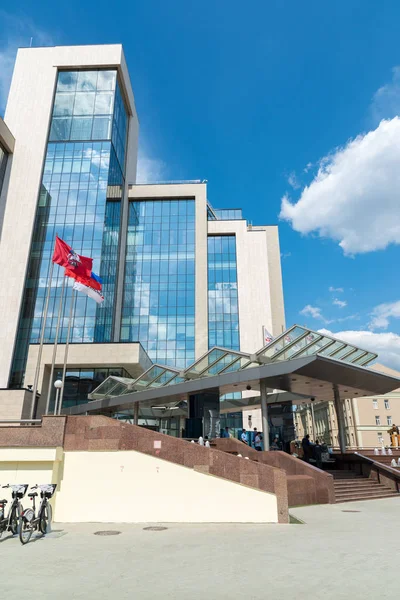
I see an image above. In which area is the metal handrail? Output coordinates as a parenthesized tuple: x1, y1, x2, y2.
(0, 419, 41, 424)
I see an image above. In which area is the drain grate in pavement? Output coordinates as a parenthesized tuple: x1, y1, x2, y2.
(341, 510, 361, 513)
(143, 526, 168, 531)
(94, 530, 122, 536)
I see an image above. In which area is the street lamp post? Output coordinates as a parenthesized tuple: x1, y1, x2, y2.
(54, 379, 63, 415)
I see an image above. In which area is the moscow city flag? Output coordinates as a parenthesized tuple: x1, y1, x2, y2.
(52, 236, 104, 304)
(52, 235, 92, 278)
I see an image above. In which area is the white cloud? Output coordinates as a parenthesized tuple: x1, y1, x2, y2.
(333, 298, 347, 308)
(300, 305, 331, 323)
(287, 172, 300, 190)
(0, 12, 54, 113)
(280, 117, 400, 254)
(329, 286, 344, 293)
(371, 66, 400, 124)
(280, 251, 291, 259)
(369, 300, 400, 330)
(319, 328, 400, 372)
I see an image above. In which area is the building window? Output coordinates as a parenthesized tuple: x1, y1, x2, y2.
(387, 416, 393, 426)
(375, 415, 381, 426)
(211, 209, 243, 221)
(373, 399, 378, 409)
(208, 235, 239, 350)
(378, 432, 383, 443)
(122, 199, 195, 368)
(384, 399, 390, 410)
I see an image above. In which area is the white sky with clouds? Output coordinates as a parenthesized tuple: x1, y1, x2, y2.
(280, 116, 400, 255)
(1, 10, 400, 372)
(289, 68, 400, 371)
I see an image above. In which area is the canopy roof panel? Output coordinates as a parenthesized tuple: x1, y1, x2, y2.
(85, 325, 379, 405)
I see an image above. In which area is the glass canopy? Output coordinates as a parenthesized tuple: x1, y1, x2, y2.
(88, 325, 378, 401)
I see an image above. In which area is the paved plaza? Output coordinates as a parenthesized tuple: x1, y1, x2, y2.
(1, 497, 399, 599)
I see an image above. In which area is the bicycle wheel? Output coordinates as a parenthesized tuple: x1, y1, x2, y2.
(39, 501, 52, 534)
(19, 519, 33, 545)
(9, 505, 19, 535)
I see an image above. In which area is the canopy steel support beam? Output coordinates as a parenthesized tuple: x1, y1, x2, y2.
(260, 379, 270, 451)
(333, 384, 347, 453)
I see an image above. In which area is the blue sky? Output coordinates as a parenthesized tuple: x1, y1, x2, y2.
(1, 2, 400, 367)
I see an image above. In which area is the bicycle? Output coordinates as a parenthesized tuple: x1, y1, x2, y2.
(0, 484, 28, 538)
(19, 484, 57, 545)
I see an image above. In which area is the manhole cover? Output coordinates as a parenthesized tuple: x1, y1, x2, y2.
(94, 530, 121, 536)
(341, 510, 361, 513)
(143, 526, 168, 531)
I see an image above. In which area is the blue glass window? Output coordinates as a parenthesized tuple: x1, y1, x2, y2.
(121, 199, 196, 368)
(209, 209, 243, 221)
(208, 235, 240, 350)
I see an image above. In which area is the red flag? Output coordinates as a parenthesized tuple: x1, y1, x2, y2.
(52, 236, 92, 277)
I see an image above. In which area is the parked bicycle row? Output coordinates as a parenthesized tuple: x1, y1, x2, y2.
(0, 483, 56, 544)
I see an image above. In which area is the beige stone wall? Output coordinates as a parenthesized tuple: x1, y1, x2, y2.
(0, 444, 280, 524)
(55, 449, 279, 523)
(0, 389, 33, 421)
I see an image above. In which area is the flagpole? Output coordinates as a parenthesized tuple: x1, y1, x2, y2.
(58, 286, 75, 414)
(44, 274, 66, 415)
(30, 259, 55, 420)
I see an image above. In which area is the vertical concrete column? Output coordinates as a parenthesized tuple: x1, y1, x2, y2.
(310, 401, 316, 441)
(112, 149, 130, 343)
(134, 402, 139, 426)
(260, 379, 270, 451)
(333, 385, 346, 453)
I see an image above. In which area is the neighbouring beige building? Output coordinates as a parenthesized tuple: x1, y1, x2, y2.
(295, 363, 400, 449)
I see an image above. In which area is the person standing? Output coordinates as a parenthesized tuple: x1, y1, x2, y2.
(271, 436, 280, 451)
(221, 426, 230, 438)
(241, 429, 248, 444)
(254, 431, 262, 451)
(302, 434, 311, 463)
(314, 439, 323, 469)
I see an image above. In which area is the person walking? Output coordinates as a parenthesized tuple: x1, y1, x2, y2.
(254, 431, 262, 451)
(253, 427, 258, 448)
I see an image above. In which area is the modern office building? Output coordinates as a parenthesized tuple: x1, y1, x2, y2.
(0, 44, 285, 431)
(294, 364, 400, 448)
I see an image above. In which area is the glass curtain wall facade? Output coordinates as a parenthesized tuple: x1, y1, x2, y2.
(10, 69, 128, 387)
(121, 199, 195, 368)
(207, 235, 239, 350)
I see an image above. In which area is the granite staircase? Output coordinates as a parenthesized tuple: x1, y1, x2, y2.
(327, 469, 399, 503)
